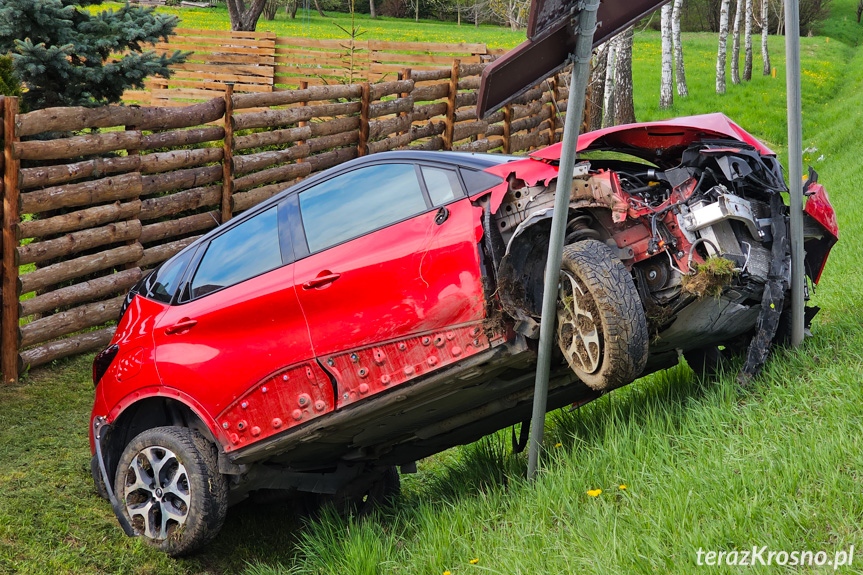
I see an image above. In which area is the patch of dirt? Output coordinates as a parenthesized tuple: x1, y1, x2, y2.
(681, 256, 737, 299)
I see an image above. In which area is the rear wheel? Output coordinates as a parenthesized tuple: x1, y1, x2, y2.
(557, 240, 649, 391)
(115, 426, 228, 557)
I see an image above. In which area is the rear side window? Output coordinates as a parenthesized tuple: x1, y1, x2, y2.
(421, 166, 463, 206)
(142, 249, 195, 304)
(299, 164, 427, 253)
(189, 207, 283, 299)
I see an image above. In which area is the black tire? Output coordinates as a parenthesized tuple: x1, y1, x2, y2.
(557, 239, 649, 391)
(114, 426, 228, 557)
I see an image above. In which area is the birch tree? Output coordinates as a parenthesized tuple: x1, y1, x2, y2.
(743, 0, 753, 81)
(731, 0, 743, 84)
(672, 0, 689, 97)
(588, 45, 608, 131)
(614, 26, 635, 125)
(660, 4, 674, 108)
(762, 0, 771, 74)
(602, 39, 618, 128)
(716, 0, 731, 94)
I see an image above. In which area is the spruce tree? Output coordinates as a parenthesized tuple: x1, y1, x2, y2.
(0, 0, 186, 110)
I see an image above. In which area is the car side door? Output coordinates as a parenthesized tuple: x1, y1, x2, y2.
(291, 161, 490, 408)
(152, 202, 333, 453)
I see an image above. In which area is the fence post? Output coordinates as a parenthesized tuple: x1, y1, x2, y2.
(443, 59, 460, 151)
(503, 104, 512, 155)
(221, 83, 234, 223)
(358, 82, 370, 157)
(399, 69, 412, 144)
(2, 97, 20, 383)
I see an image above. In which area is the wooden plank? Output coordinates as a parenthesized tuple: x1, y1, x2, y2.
(369, 39, 486, 54)
(20, 268, 142, 318)
(156, 51, 275, 65)
(147, 78, 273, 93)
(172, 62, 275, 77)
(174, 28, 276, 39)
(372, 52, 468, 65)
(443, 60, 459, 151)
(155, 42, 275, 56)
(17, 201, 142, 240)
(171, 70, 274, 85)
(370, 63, 448, 75)
(165, 35, 276, 48)
(20, 243, 144, 295)
(3, 96, 20, 381)
(275, 37, 369, 50)
(20, 326, 117, 369)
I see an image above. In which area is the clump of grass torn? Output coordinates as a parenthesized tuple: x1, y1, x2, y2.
(681, 256, 737, 299)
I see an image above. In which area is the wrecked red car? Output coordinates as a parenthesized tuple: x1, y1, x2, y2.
(89, 113, 837, 555)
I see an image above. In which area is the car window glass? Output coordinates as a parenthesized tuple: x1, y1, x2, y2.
(421, 166, 462, 206)
(190, 207, 282, 299)
(144, 249, 195, 304)
(299, 164, 427, 253)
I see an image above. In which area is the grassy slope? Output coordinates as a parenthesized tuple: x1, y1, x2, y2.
(3, 3, 863, 574)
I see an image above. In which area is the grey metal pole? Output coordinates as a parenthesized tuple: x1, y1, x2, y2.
(527, 0, 599, 480)
(784, 0, 805, 347)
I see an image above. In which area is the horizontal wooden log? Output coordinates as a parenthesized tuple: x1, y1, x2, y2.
(369, 97, 413, 119)
(16, 98, 225, 137)
(140, 147, 223, 174)
(17, 200, 141, 240)
(233, 145, 308, 176)
(453, 121, 488, 143)
(233, 101, 362, 131)
(458, 63, 485, 77)
(409, 135, 444, 151)
(370, 80, 414, 100)
(409, 69, 451, 82)
(511, 100, 544, 121)
(411, 84, 449, 102)
(457, 76, 481, 91)
(141, 126, 225, 150)
(20, 173, 143, 215)
(486, 124, 505, 137)
(15, 131, 143, 161)
(233, 116, 360, 151)
(455, 107, 477, 123)
(369, 115, 411, 140)
(20, 295, 125, 348)
(141, 165, 222, 196)
(455, 91, 478, 109)
(485, 109, 505, 124)
(412, 102, 448, 122)
(233, 162, 311, 192)
(510, 107, 552, 134)
(19, 156, 140, 190)
(17, 221, 142, 266)
(511, 87, 543, 107)
(20, 268, 142, 317)
(20, 243, 144, 295)
(366, 132, 412, 155)
(232, 182, 294, 213)
(453, 137, 504, 153)
(232, 84, 362, 109)
(140, 211, 219, 244)
(21, 326, 117, 369)
(308, 131, 358, 152)
(305, 147, 357, 172)
(140, 185, 221, 221)
(138, 236, 202, 268)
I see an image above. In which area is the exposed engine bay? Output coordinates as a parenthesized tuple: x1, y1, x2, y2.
(490, 122, 837, 385)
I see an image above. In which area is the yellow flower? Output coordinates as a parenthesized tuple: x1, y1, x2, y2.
(587, 489, 602, 497)
(619, 484, 627, 490)
(470, 558, 479, 564)
(444, 571, 451, 575)
(554, 442, 562, 448)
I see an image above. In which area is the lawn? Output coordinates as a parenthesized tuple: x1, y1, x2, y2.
(3, 2, 863, 574)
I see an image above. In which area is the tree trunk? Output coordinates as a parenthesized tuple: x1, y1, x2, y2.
(858, 0, 863, 23)
(672, 0, 689, 97)
(416, 0, 419, 21)
(226, 0, 269, 31)
(743, 0, 753, 80)
(660, 5, 674, 108)
(731, 0, 742, 84)
(602, 38, 618, 128)
(762, 0, 771, 74)
(776, 0, 784, 35)
(589, 44, 608, 131)
(614, 27, 635, 125)
(370, 0, 377, 18)
(716, 0, 731, 94)
(314, 0, 326, 17)
(290, 0, 299, 18)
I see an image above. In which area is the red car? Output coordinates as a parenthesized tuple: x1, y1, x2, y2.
(90, 114, 837, 555)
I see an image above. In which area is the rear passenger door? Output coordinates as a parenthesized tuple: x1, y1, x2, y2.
(291, 162, 488, 407)
(152, 203, 333, 452)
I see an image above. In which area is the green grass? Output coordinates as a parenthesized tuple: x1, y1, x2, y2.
(4, 2, 863, 573)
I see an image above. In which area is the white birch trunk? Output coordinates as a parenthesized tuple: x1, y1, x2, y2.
(716, 0, 731, 94)
(743, 0, 753, 80)
(762, 0, 771, 75)
(614, 27, 636, 125)
(602, 39, 618, 128)
(731, 0, 743, 85)
(660, 5, 674, 109)
(672, 0, 689, 97)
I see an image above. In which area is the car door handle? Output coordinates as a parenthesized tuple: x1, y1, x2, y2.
(303, 272, 341, 290)
(164, 318, 198, 335)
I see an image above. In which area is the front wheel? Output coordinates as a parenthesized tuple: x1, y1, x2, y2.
(115, 426, 228, 557)
(557, 240, 649, 391)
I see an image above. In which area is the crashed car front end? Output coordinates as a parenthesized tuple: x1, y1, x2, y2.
(487, 113, 838, 384)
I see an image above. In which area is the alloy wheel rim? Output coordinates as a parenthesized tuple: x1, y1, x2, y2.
(122, 446, 191, 540)
(557, 270, 602, 374)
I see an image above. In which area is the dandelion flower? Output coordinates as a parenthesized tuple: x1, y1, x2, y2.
(587, 488, 602, 497)
(443, 571, 451, 575)
(554, 442, 562, 448)
(619, 485, 627, 490)
(470, 558, 479, 564)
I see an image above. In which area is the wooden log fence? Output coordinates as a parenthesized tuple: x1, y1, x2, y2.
(0, 60, 570, 382)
